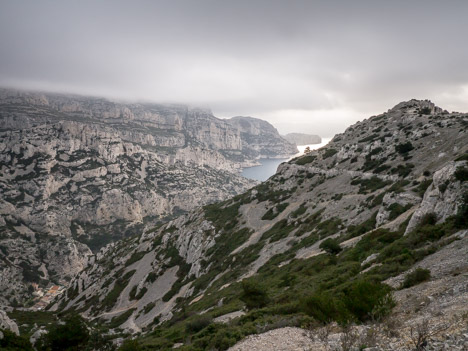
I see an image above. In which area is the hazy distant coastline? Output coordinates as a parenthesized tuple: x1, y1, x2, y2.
(283, 132, 321, 145)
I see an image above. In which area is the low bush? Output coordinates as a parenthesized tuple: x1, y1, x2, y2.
(322, 149, 338, 159)
(454, 167, 468, 182)
(186, 315, 212, 333)
(400, 268, 431, 289)
(240, 280, 270, 310)
(351, 177, 391, 194)
(320, 238, 342, 255)
(418, 213, 437, 227)
(301, 291, 347, 323)
(344, 280, 394, 322)
(296, 155, 316, 165)
(387, 203, 412, 221)
(395, 142, 414, 154)
(36, 314, 89, 351)
(0, 328, 33, 351)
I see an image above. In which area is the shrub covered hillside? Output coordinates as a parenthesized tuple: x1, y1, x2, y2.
(17, 99, 466, 350)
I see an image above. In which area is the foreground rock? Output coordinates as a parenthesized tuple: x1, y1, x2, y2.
(0, 310, 19, 335)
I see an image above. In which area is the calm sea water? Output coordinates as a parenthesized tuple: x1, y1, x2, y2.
(241, 138, 332, 181)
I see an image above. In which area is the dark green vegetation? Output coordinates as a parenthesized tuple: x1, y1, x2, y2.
(240, 280, 270, 310)
(102, 270, 136, 311)
(295, 155, 316, 165)
(4, 312, 116, 350)
(351, 177, 392, 194)
(400, 268, 431, 289)
(0, 329, 34, 351)
(455, 166, 468, 182)
(322, 148, 338, 159)
(395, 142, 414, 154)
(133, 201, 467, 350)
(319, 238, 342, 255)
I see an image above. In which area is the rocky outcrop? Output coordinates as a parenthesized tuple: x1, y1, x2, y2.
(0, 310, 19, 335)
(283, 132, 322, 145)
(405, 161, 467, 233)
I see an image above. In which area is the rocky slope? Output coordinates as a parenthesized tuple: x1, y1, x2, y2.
(48, 99, 467, 350)
(0, 89, 298, 306)
(283, 132, 322, 145)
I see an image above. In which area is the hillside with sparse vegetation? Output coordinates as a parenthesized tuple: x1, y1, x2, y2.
(3, 99, 468, 350)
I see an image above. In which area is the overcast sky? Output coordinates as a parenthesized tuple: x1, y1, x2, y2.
(1, 1, 467, 137)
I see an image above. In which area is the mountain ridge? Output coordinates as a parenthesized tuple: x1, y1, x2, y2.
(42, 99, 468, 350)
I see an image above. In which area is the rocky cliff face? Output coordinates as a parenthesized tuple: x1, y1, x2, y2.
(50, 99, 467, 349)
(283, 132, 322, 145)
(0, 89, 298, 306)
(227, 117, 298, 159)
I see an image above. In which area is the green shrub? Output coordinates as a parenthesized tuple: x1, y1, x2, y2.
(291, 203, 307, 218)
(359, 134, 379, 143)
(346, 212, 377, 238)
(322, 149, 338, 159)
(204, 201, 241, 232)
(36, 314, 89, 351)
(118, 340, 142, 351)
(387, 203, 412, 221)
(0, 328, 34, 351)
(400, 268, 431, 289)
(344, 280, 394, 322)
(454, 167, 468, 182)
(102, 270, 135, 311)
(301, 292, 347, 323)
(186, 315, 212, 333)
(395, 142, 414, 154)
(125, 251, 147, 267)
(415, 179, 432, 197)
(296, 155, 316, 165)
(262, 203, 289, 220)
(455, 153, 468, 161)
(391, 163, 415, 178)
(260, 219, 293, 242)
(351, 177, 391, 194)
(319, 238, 342, 255)
(420, 107, 432, 115)
(108, 308, 136, 329)
(418, 213, 437, 227)
(145, 272, 158, 284)
(240, 280, 270, 310)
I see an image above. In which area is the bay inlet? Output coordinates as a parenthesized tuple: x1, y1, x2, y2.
(241, 138, 332, 181)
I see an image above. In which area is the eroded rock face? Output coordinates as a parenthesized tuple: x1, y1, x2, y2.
(228, 116, 298, 159)
(405, 161, 466, 233)
(0, 89, 298, 306)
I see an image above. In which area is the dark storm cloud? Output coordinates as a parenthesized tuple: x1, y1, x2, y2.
(1, 0, 467, 136)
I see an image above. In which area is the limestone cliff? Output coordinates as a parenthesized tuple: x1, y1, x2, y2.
(227, 116, 298, 159)
(0, 89, 298, 306)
